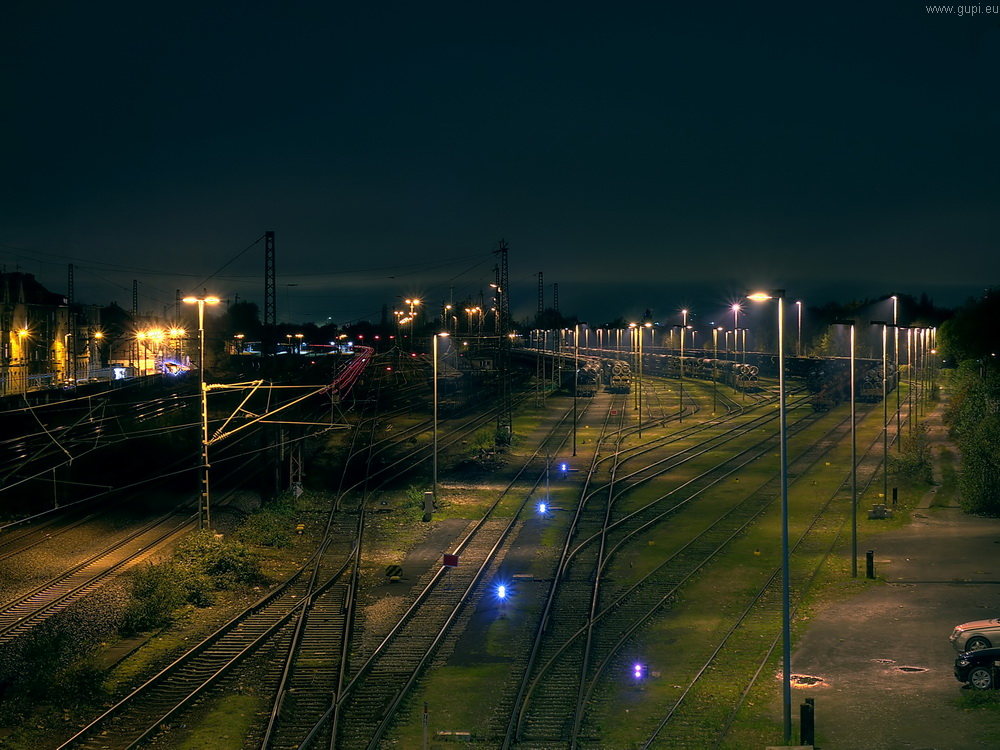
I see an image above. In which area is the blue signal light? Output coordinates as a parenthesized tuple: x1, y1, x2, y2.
(634, 663, 645, 679)
(538, 502, 547, 514)
(497, 584, 507, 600)
(560, 463, 568, 472)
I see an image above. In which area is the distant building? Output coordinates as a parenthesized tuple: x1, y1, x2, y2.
(1, 272, 101, 396)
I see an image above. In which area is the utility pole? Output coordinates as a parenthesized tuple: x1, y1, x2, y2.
(536, 271, 543, 407)
(263, 230, 276, 357)
(494, 240, 512, 444)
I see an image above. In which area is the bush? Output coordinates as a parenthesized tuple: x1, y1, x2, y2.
(174, 530, 267, 589)
(0, 602, 113, 714)
(236, 499, 297, 548)
(889, 423, 933, 486)
(120, 563, 188, 634)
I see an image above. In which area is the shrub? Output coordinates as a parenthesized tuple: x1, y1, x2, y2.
(236, 499, 297, 548)
(174, 530, 267, 589)
(120, 563, 188, 634)
(889, 423, 933, 486)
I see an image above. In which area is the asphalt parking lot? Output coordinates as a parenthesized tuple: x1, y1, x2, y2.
(790, 410, 1000, 750)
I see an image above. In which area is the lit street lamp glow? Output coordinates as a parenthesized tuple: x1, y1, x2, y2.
(433, 332, 450, 505)
(183, 294, 220, 530)
(748, 289, 791, 744)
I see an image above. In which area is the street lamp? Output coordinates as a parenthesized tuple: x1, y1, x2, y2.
(629, 322, 645, 437)
(574, 324, 581, 452)
(183, 294, 220, 530)
(834, 320, 858, 578)
(870, 320, 890, 506)
(795, 300, 803, 357)
(712, 326, 723, 413)
(433, 332, 450, 505)
(892, 296, 901, 453)
(731, 303, 742, 358)
(672, 324, 690, 423)
(91, 330, 104, 379)
(748, 289, 791, 743)
(17, 328, 30, 394)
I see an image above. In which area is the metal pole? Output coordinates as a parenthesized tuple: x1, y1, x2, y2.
(679, 326, 685, 423)
(778, 294, 791, 743)
(712, 328, 719, 413)
(882, 322, 888, 504)
(851, 323, 857, 577)
(573, 325, 578, 454)
(434, 333, 447, 502)
(796, 300, 802, 357)
(637, 326, 642, 438)
(893, 297, 901, 453)
(197, 301, 210, 530)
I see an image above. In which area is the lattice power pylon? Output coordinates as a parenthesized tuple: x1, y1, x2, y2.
(263, 231, 276, 356)
(495, 239, 512, 443)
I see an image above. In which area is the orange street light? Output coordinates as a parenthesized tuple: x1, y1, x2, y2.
(183, 295, 220, 530)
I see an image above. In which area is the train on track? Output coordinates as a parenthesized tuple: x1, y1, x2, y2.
(517, 345, 890, 408)
(805, 357, 897, 411)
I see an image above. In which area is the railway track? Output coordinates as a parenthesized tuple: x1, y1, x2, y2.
(54, 513, 359, 750)
(0, 508, 195, 645)
(499, 377, 911, 748)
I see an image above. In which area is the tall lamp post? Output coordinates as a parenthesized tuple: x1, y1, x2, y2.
(892, 296, 901, 453)
(834, 320, 858, 577)
(795, 300, 803, 357)
(672, 324, 690, 423)
(433, 332, 450, 504)
(629, 323, 646, 438)
(731, 304, 741, 359)
(748, 289, 791, 743)
(870, 320, 890, 505)
(712, 326, 723, 414)
(183, 294, 220, 530)
(574, 324, 580, 453)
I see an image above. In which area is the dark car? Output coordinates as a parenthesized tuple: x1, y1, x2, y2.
(954, 647, 1000, 690)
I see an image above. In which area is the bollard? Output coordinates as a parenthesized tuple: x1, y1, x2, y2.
(866, 549, 875, 579)
(800, 697, 815, 746)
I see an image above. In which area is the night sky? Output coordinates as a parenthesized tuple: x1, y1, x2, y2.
(2, 2, 998, 328)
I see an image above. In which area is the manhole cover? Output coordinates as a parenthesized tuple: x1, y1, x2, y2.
(897, 666, 927, 673)
(790, 674, 825, 687)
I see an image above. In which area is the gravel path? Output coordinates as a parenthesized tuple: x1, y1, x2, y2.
(790, 398, 1000, 750)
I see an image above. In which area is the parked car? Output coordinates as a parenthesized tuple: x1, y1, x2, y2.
(954, 647, 1000, 690)
(950, 618, 1000, 651)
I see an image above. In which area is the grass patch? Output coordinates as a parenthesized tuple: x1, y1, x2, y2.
(954, 688, 1000, 714)
(169, 691, 264, 749)
(932, 447, 959, 508)
(391, 664, 510, 745)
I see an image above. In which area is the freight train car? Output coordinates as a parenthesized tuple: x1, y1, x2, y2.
(602, 359, 632, 394)
(576, 363, 600, 396)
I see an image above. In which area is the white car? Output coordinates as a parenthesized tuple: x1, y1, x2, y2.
(950, 618, 1000, 651)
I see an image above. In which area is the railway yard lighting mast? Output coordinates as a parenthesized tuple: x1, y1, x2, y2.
(892, 296, 901, 453)
(748, 289, 791, 743)
(712, 326, 723, 413)
(834, 319, 858, 577)
(433, 332, 449, 505)
(870, 320, 890, 506)
(183, 294, 220, 530)
(796, 300, 803, 357)
(672, 323, 690, 423)
(731, 303, 741, 359)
